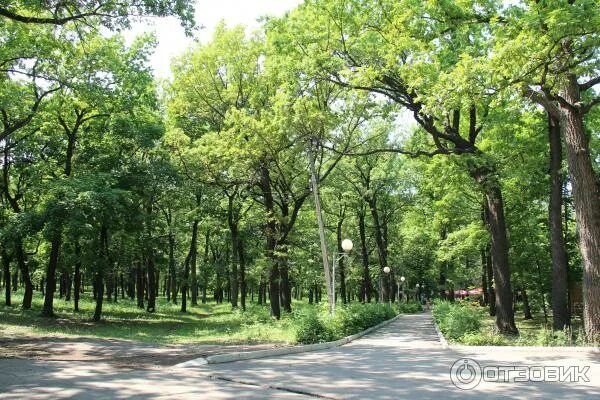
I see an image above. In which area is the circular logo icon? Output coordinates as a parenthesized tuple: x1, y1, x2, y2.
(450, 358, 482, 390)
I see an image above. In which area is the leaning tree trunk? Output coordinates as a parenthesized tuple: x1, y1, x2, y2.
(471, 160, 517, 334)
(548, 113, 570, 330)
(559, 76, 600, 341)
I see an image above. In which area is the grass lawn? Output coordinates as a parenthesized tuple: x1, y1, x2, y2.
(0, 290, 300, 345)
(434, 300, 594, 346)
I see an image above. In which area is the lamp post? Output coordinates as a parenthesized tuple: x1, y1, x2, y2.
(416, 283, 420, 302)
(398, 275, 405, 303)
(400, 276, 406, 303)
(383, 266, 391, 306)
(332, 239, 353, 314)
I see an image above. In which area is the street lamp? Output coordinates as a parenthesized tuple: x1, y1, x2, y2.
(400, 276, 406, 303)
(416, 283, 420, 302)
(383, 267, 392, 306)
(332, 239, 353, 314)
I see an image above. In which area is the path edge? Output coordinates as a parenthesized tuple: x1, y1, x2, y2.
(430, 308, 599, 353)
(176, 313, 402, 367)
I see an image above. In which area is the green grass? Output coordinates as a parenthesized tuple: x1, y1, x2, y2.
(433, 300, 596, 346)
(0, 290, 298, 344)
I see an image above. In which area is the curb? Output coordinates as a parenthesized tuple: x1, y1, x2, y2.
(448, 344, 600, 353)
(176, 313, 402, 367)
(431, 314, 449, 349)
(430, 310, 599, 354)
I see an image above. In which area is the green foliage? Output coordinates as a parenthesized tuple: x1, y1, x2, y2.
(433, 301, 483, 341)
(397, 301, 423, 314)
(295, 308, 335, 344)
(295, 303, 397, 344)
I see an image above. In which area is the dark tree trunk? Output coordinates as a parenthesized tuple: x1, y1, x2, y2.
(136, 260, 144, 309)
(42, 230, 61, 317)
(74, 245, 81, 311)
(548, 113, 570, 330)
(336, 213, 347, 304)
(168, 230, 177, 305)
(522, 288, 533, 320)
(474, 167, 517, 334)
(358, 209, 372, 302)
(278, 250, 291, 313)
(368, 197, 389, 302)
(15, 242, 32, 309)
(480, 249, 488, 306)
(93, 225, 109, 322)
(146, 253, 156, 313)
(260, 165, 280, 319)
(2, 250, 11, 306)
(227, 196, 239, 309)
(182, 220, 198, 313)
(558, 76, 600, 341)
(485, 246, 496, 316)
(239, 238, 246, 311)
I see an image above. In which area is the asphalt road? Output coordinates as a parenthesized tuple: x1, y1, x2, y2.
(1, 313, 599, 399)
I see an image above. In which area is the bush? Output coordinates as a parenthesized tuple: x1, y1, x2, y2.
(533, 328, 570, 346)
(332, 303, 396, 337)
(295, 309, 333, 344)
(397, 301, 423, 314)
(433, 301, 482, 341)
(294, 303, 397, 344)
(461, 332, 508, 346)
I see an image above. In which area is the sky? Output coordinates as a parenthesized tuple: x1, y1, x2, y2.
(124, 0, 303, 79)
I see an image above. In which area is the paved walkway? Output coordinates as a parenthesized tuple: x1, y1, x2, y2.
(1, 312, 599, 399)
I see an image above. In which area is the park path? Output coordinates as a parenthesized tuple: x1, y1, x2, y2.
(1, 312, 599, 399)
(198, 312, 600, 399)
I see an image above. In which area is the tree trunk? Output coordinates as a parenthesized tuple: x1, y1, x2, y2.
(93, 225, 109, 322)
(336, 214, 347, 304)
(480, 249, 488, 306)
(239, 238, 247, 311)
(168, 230, 177, 305)
(358, 210, 372, 303)
(558, 75, 600, 341)
(227, 196, 239, 309)
(522, 288, 533, 320)
(278, 247, 292, 313)
(41, 230, 61, 317)
(2, 250, 11, 306)
(146, 253, 156, 313)
(548, 113, 570, 330)
(136, 260, 144, 309)
(74, 244, 81, 311)
(368, 197, 389, 302)
(260, 164, 280, 319)
(472, 165, 517, 335)
(15, 242, 32, 309)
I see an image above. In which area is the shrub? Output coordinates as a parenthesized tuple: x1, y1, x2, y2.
(295, 309, 333, 344)
(397, 301, 423, 314)
(332, 303, 396, 337)
(533, 328, 569, 346)
(461, 332, 508, 346)
(433, 301, 483, 341)
(294, 303, 397, 344)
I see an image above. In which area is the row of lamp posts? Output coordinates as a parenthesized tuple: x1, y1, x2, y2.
(330, 238, 424, 313)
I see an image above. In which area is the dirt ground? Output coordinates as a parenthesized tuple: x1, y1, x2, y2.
(0, 336, 287, 370)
